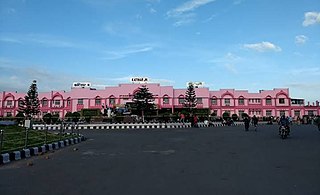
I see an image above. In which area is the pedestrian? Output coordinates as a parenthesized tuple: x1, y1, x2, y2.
(252, 115, 258, 131)
(193, 114, 198, 128)
(314, 116, 320, 131)
(244, 116, 250, 131)
(180, 113, 185, 123)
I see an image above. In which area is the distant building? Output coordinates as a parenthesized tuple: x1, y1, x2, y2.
(1, 82, 319, 118)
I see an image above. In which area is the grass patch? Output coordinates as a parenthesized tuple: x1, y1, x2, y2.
(0, 125, 79, 154)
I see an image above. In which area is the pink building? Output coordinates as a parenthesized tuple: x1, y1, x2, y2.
(1, 82, 319, 118)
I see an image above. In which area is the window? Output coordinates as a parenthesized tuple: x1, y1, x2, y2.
(6, 100, 12, 106)
(294, 110, 300, 117)
(308, 110, 314, 116)
(78, 99, 83, 105)
(67, 100, 71, 106)
(6, 112, 12, 117)
(18, 99, 24, 107)
(178, 97, 184, 104)
(266, 110, 272, 116)
(42, 99, 48, 106)
(256, 110, 261, 115)
(238, 110, 244, 117)
(266, 98, 272, 105)
(291, 99, 304, 105)
(197, 98, 202, 104)
(54, 100, 60, 106)
(238, 98, 244, 105)
(163, 97, 169, 104)
(224, 98, 230, 105)
(211, 98, 217, 105)
(280, 110, 285, 116)
(95, 99, 101, 105)
(279, 98, 285, 104)
(109, 98, 115, 105)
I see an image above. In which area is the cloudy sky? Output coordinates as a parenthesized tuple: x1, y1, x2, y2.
(0, 0, 319, 102)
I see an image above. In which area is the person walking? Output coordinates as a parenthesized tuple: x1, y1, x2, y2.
(244, 116, 250, 131)
(180, 113, 185, 123)
(252, 115, 258, 131)
(314, 116, 320, 131)
(193, 114, 198, 128)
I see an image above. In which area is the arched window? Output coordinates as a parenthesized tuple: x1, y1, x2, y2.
(266, 95, 272, 105)
(211, 96, 217, 105)
(178, 95, 184, 104)
(163, 95, 169, 104)
(238, 96, 244, 105)
(95, 96, 101, 106)
(41, 98, 48, 107)
(109, 95, 115, 105)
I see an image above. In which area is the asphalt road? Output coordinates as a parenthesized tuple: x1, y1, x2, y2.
(1, 124, 320, 195)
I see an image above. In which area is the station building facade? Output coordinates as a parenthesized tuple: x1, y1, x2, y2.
(1, 82, 319, 119)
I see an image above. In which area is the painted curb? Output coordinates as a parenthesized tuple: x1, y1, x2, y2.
(0, 135, 85, 165)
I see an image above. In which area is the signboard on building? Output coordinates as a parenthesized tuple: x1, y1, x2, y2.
(72, 82, 92, 88)
(187, 82, 205, 88)
(130, 77, 149, 83)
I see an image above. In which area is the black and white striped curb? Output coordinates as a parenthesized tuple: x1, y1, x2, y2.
(32, 121, 266, 131)
(0, 136, 85, 165)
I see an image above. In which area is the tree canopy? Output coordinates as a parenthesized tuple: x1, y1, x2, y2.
(184, 82, 197, 111)
(132, 86, 155, 122)
(18, 80, 40, 119)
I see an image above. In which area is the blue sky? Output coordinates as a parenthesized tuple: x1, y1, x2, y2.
(0, 0, 319, 102)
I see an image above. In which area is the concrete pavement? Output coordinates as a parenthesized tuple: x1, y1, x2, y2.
(1, 124, 319, 195)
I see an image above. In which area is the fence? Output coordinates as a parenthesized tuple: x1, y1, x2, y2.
(0, 124, 80, 154)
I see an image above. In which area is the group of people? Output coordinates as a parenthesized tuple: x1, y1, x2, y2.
(244, 114, 293, 135)
(179, 113, 199, 127)
(243, 115, 258, 131)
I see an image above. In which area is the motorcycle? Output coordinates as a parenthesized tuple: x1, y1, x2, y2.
(279, 125, 289, 139)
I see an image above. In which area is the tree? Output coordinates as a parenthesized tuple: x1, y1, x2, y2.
(132, 85, 155, 122)
(16, 112, 25, 124)
(232, 114, 238, 121)
(18, 80, 40, 119)
(72, 112, 81, 123)
(65, 112, 73, 122)
(51, 114, 60, 124)
(184, 82, 197, 112)
(43, 113, 52, 125)
(222, 112, 230, 121)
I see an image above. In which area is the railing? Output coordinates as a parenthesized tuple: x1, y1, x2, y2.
(0, 125, 80, 154)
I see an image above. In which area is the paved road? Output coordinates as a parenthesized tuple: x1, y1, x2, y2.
(1, 124, 320, 195)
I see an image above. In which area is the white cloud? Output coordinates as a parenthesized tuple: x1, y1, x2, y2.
(149, 8, 157, 14)
(0, 60, 75, 93)
(0, 34, 78, 48)
(167, 0, 216, 26)
(173, 13, 196, 26)
(167, 0, 216, 17)
(243, 41, 282, 52)
(287, 83, 320, 102)
(102, 44, 154, 60)
(0, 37, 22, 44)
(150, 78, 175, 85)
(103, 22, 141, 36)
(295, 35, 308, 44)
(233, 0, 242, 5)
(303, 12, 320, 26)
(224, 63, 238, 74)
(290, 67, 320, 76)
(202, 14, 216, 23)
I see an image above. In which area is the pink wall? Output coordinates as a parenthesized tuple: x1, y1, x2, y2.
(1, 84, 319, 118)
